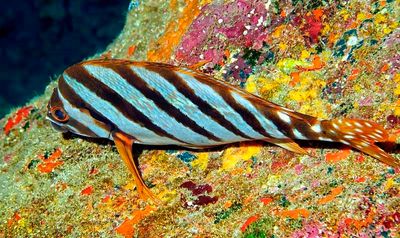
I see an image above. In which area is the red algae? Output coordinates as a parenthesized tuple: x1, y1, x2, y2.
(37, 148, 64, 173)
(3, 105, 33, 135)
(7, 212, 21, 227)
(303, 10, 324, 44)
(260, 197, 273, 205)
(180, 181, 218, 208)
(180, 181, 213, 195)
(3, 154, 12, 163)
(80, 186, 94, 196)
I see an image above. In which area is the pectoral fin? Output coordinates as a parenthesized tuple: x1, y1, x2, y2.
(112, 131, 159, 203)
(263, 138, 308, 154)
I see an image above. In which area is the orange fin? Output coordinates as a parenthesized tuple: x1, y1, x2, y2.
(321, 119, 399, 168)
(263, 138, 308, 154)
(112, 131, 160, 203)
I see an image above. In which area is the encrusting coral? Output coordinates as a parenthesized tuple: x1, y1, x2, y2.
(1, 0, 399, 237)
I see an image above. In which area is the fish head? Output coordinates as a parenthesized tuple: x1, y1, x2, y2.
(46, 84, 112, 139)
(47, 88, 70, 133)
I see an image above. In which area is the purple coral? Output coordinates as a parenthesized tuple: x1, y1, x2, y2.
(176, 0, 274, 65)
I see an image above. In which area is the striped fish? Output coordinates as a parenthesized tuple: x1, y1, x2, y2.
(47, 59, 399, 201)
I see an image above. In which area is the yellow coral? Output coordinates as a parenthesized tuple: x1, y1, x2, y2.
(272, 25, 285, 38)
(394, 86, 400, 96)
(276, 58, 311, 74)
(394, 99, 400, 116)
(384, 178, 394, 191)
(266, 174, 281, 187)
(300, 50, 311, 60)
(321, 24, 331, 36)
(353, 84, 362, 93)
(356, 12, 371, 22)
(394, 108, 400, 117)
(220, 145, 261, 171)
(374, 13, 387, 24)
(339, 9, 350, 21)
(191, 152, 209, 171)
(394, 73, 400, 82)
(299, 100, 329, 119)
(279, 42, 288, 51)
(245, 75, 258, 94)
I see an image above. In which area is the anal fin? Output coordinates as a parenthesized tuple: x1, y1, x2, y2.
(263, 138, 308, 154)
(347, 140, 399, 168)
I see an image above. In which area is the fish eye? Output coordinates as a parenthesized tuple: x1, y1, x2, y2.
(51, 106, 69, 123)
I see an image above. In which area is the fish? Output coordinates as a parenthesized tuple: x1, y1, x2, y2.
(46, 59, 399, 201)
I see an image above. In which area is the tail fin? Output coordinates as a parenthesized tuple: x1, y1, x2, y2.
(320, 118, 399, 168)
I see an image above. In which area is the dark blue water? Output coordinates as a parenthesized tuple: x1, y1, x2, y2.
(0, 0, 130, 117)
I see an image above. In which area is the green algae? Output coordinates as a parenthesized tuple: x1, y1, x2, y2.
(214, 201, 243, 224)
(242, 217, 276, 238)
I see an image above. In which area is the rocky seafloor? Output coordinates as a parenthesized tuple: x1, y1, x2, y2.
(1, 0, 399, 237)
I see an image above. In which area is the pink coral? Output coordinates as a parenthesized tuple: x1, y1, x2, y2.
(176, 0, 274, 65)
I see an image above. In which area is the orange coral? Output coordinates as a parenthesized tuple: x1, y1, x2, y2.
(147, 0, 201, 62)
(277, 208, 310, 219)
(318, 186, 344, 205)
(325, 149, 351, 163)
(115, 205, 155, 237)
(37, 148, 64, 174)
(260, 197, 273, 205)
(241, 214, 260, 232)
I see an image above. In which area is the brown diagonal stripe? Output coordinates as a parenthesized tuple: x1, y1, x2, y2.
(64, 65, 188, 145)
(58, 76, 114, 135)
(108, 63, 222, 142)
(207, 85, 272, 138)
(145, 65, 253, 140)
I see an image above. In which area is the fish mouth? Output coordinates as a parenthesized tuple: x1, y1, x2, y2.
(46, 115, 67, 132)
(49, 121, 69, 133)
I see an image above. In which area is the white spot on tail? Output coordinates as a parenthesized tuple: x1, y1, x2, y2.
(333, 123, 339, 130)
(365, 122, 372, 127)
(277, 111, 291, 124)
(354, 122, 362, 128)
(355, 128, 363, 133)
(360, 141, 369, 147)
(373, 132, 382, 138)
(318, 137, 333, 141)
(344, 135, 354, 140)
(370, 133, 381, 140)
(376, 130, 384, 135)
(340, 140, 350, 145)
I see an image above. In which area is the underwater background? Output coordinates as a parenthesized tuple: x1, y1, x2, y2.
(1, 0, 399, 237)
(0, 0, 129, 117)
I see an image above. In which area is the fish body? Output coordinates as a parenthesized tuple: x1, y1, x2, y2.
(47, 59, 398, 200)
